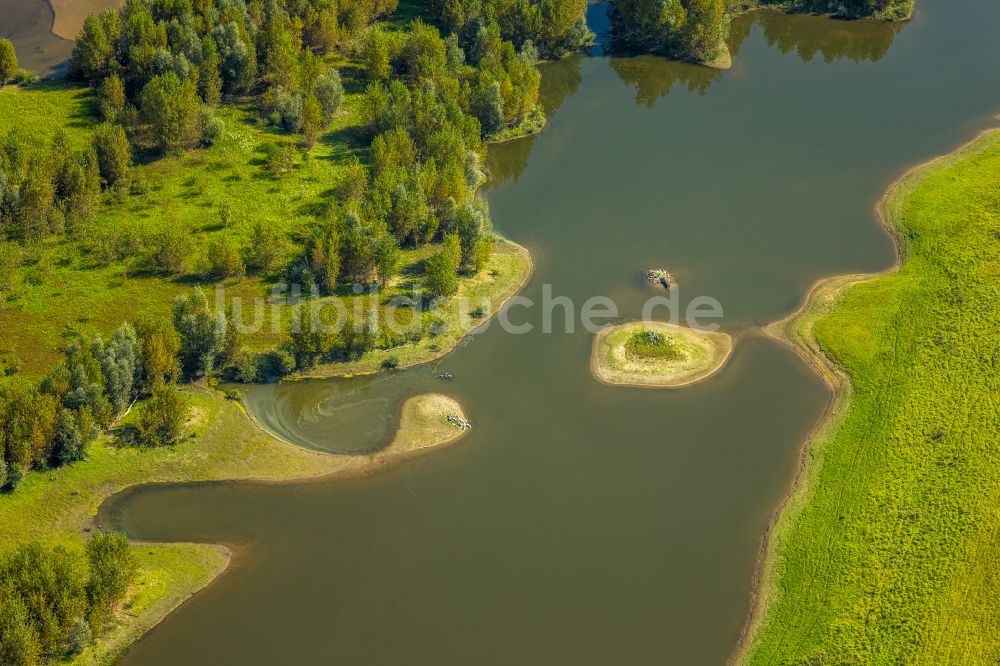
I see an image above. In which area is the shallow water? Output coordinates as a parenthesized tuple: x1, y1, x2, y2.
(0, 0, 73, 74)
(98, 1, 1000, 664)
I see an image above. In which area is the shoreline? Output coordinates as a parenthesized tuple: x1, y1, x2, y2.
(47, 0, 122, 41)
(590, 320, 734, 388)
(87, 391, 471, 662)
(287, 238, 533, 381)
(729, 125, 1000, 665)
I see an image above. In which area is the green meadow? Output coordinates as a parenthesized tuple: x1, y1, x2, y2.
(744, 130, 1000, 664)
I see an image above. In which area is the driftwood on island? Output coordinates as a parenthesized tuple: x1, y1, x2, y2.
(447, 413, 472, 430)
(644, 268, 675, 289)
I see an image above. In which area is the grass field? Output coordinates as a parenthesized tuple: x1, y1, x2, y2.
(742, 130, 1000, 664)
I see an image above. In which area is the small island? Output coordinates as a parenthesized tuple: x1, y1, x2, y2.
(591, 321, 733, 388)
(371, 394, 472, 466)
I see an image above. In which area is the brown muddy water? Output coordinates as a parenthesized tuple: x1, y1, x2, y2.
(95, 1, 1000, 664)
(0, 0, 72, 74)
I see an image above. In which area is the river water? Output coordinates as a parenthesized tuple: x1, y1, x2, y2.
(0, 0, 73, 74)
(93, 1, 1000, 664)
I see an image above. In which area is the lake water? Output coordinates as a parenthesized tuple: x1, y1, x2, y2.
(93, 1, 1000, 663)
(0, 0, 73, 74)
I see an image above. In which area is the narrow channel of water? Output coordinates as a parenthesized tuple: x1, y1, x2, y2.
(98, 1, 1000, 663)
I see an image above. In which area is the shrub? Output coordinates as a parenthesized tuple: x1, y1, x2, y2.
(264, 143, 296, 174)
(4, 463, 26, 492)
(92, 123, 131, 188)
(0, 38, 16, 86)
(64, 618, 92, 656)
(134, 384, 189, 447)
(206, 236, 245, 278)
(201, 110, 225, 146)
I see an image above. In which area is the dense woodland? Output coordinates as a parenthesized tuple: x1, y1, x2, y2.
(0, 533, 136, 664)
(0, 0, 558, 499)
(611, 0, 912, 63)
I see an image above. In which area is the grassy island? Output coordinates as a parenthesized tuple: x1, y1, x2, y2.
(739, 130, 1000, 664)
(591, 321, 733, 388)
(370, 393, 472, 465)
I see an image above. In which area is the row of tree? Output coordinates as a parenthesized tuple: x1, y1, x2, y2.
(610, 0, 911, 64)
(430, 0, 593, 58)
(0, 533, 136, 664)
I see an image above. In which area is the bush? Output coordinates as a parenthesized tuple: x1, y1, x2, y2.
(64, 618, 92, 656)
(11, 69, 37, 86)
(4, 463, 26, 492)
(206, 235, 244, 278)
(134, 384, 189, 447)
(259, 348, 296, 379)
(201, 110, 225, 146)
(85, 532, 137, 631)
(225, 350, 259, 383)
(92, 123, 131, 188)
(263, 143, 296, 174)
(0, 38, 16, 86)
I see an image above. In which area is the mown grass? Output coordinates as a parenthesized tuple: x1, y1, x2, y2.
(743, 130, 1000, 664)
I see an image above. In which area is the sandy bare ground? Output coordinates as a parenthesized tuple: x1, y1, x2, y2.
(49, 0, 122, 40)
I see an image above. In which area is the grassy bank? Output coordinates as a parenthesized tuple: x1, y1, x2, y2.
(0, 384, 355, 663)
(0, 383, 474, 663)
(741, 130, 1000, 663)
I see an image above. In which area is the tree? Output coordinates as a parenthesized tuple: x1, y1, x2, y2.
(206, 235, 245, 278)
(199, 38, 223, 106)
(424, 236, 460, 298)
(244, 220, 283, 274)
(85, 532, 136, 631)
(301, 94, 323, 148)
(64, 618, 92, 656)
(362, 30, 392, 81)
(139, 72, 202, 153)
(172, 288, 226, 378)
(52, 409, 85, 465)
(93, 323, 142, 415)
(134, 384, 188, 446)
(308, 221, 341, 294)
(288, 303, 334, 368)
(99, 74, 125, 121)
(373, 233, 400, 288)
(314, 68, 344, 124)
(1, 543, 89, 655)
(68, 9, 120, 83)
(92, 123, 131, 188)
(0, 587, 39, 664)
(134, 317, 181, 390)
(0, 38, 17, 87)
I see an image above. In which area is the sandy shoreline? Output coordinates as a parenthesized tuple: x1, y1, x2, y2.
(48, 0, 122, 40)
(92, 391, 471, 661)
(728, 125, 1000, 665)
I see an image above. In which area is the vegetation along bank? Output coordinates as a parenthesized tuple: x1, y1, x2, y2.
(739, 129, 1000, 664)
